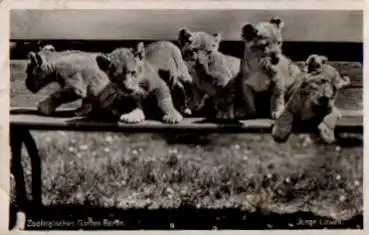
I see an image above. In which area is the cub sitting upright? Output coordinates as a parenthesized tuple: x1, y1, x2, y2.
(24, 50, 138, 119)
(95, 42, 183, 124)
(177, 28, 241, 119)
(271, 54, 351, 144)
(238, 16, 301, 119)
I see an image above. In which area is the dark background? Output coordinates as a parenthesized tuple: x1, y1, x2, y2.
(10, 40, 363, 62)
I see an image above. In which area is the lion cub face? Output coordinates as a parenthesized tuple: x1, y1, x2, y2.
(301, 54, 350, 109)
(25, 51, 53, 93)
(303, 54, 328, 74)
(241, 16, 284, 62)
(96, 43, 146, 94)
(178, 29, 222, 63)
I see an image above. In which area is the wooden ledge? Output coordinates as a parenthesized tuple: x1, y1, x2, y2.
(10, 107, 363, 133)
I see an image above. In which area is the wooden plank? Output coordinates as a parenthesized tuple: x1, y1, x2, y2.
(10, 107, 363, 134)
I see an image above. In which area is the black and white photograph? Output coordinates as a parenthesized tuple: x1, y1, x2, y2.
(8, 7, 363, 231)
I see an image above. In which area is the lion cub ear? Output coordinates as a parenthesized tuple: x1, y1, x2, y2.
(319, 55, 328, 64)
(133, 42, 145, 61)
(270, 16, 284, 30)
(28, 52, 38, 64)
(241, 23, 258, 41)
(178, 28, 193, 47)
(213, 33, 222, 44)
(28, 51, 45, 66)
(40, 44, 56, 52)
(96, 54, 113, 71)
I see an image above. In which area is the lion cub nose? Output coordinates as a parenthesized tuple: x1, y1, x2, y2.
(270, 52, 280, 64)
(318, 96, 330, 106)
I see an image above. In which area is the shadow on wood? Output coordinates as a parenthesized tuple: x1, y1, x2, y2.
(9, 107, 363, 134)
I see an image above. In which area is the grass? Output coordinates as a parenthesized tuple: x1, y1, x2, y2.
(9, 59, 363, 229)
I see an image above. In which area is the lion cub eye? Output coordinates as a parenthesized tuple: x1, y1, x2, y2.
(192, 48, 199, 53)
(36, 67, 43, 73)
(316, 79, 329, 85)
(262, 41, 270, 46)
(109, 65, 116, 73)
(129, 71, 137, 77)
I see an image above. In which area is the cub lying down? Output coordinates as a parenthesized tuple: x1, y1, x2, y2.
(25, 50, 137, 119)
(96, 42, 183, 124)
(271, 54, 351, 144)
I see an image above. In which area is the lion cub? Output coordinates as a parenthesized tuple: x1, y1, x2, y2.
(96, 42, 183, 124)
(177, 28, 240, 119)
(25, 50, 137, 119)
(238, 16, 301, 119)
(271, 54, 351, 143)
(145, 41, 193, 115)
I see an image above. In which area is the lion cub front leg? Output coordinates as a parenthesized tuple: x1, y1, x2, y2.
(37, 87, 83, 116)
(74, 99, 94, 116)
(317, 106, 341, 144)
(154, 80, 183, 124)
(271, 104, 294, 142)
(214, 89, 235, 120)
(260, 57, 285, 119)
(270, 76, 285, 120)
(194, 52, 233, 120)
(188, 86, 208, 114)
(211, 79, 235, 120)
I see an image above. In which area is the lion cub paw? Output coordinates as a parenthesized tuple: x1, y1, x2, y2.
(318, 122, 336, 144)
(162, 110, 183, 124)
(120, 109, 145, 123)
(259, 57, 277, 76)
(271, 104, 285, 120)
(75, 103, 93, 116)
(183, 108, 192, 116)
(37, 100, 55, 116)
(271, 110, 294, 143)
(215, 110, 234, 120)
(193, 95, 208, 112)
(234, 109, 247, 119)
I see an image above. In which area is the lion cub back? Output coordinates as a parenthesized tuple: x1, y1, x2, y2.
(37, 50, 111, 96)
(145, 41, 192, 83)
(144, 41, 193, 114)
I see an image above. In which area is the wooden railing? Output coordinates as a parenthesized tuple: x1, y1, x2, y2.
(10, 107, 363, 133)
